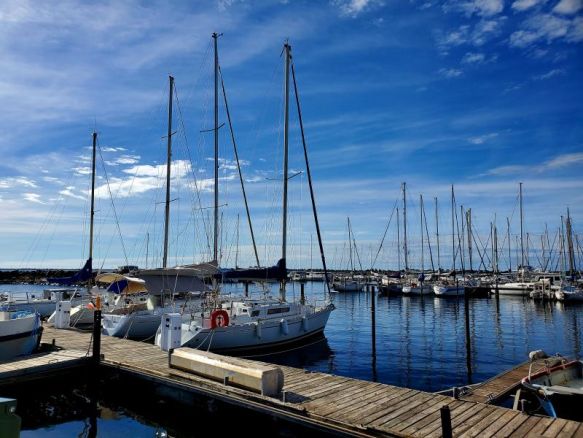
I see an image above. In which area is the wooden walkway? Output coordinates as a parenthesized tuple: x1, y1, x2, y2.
(460, 357, 555, 404)
(31, 325, 583, 437)
(0, 349, 90, 385)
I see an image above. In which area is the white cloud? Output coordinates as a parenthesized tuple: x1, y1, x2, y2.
(23, 193, 44, 204)
(73, 167, 92, 176)
(333, 0, 384, 17)
(484, 152, 583, 175)
(461, 52, 486, 63)
(101, 147, 127, 152)
(444, 0, 504, 17)
(511, 0, 547, 11)
(468, 132, 499, 144)
(0, 176, 37, 189)
(553, 0, 583, 14)
(508, 13, 582, 47)
(59, 187, 86, 201)
(438, 18, 505, 50)
(438, 67, 463, 77)
(532, 68, 565, 80)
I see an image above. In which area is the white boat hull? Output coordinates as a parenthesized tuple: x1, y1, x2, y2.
(332, 281, 363, 292)
(402, 285, 433, 295)
(176, 305, 334, 354)
(102, 310, 162, 340)
(0, 312, 43, 361)
(433, 285, 465, 296)
(491, 283, 533, 296)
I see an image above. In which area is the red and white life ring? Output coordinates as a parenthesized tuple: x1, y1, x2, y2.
(210, 309, 230, 329)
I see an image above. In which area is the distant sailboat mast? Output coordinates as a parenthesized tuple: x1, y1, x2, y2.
(403, 182, 408, 272)
(435, 197, 440, 272)
(519, 182, 524, 270)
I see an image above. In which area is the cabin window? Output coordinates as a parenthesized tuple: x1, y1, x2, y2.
(242, 309, 248, 313)
(267, 307, 290, 315)
(251, 310, 260, 317)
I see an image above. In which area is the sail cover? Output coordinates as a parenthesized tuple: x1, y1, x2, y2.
(95, 273, 147, 294)
(47, 258, 92, 286)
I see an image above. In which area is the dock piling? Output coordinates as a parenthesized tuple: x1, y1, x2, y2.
(440, 405, 453, 438)
(300, 283, 305, 305)
(92, 298, 102, 364)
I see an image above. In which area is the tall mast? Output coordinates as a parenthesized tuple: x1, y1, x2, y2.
(88, 131, 97, 288)
(348, 217, 353, 272)
(507, 217, 512, 272)
(466, 208, 472, 271)
(403, 183, 408, 272)
(397, 207, 401, 272)
(280, 41, 291, 298)
(519, 182, 524, 269)
(460, 205, 465, 270)
(162, 75, 174, 269)
(494, 224, 499, 273)
(213, 32, 219, 263)
(451, 185, 456, 273)
(420, 194, 424, 273)
(490, 222, 494, 273)
(435, 197, 441, 272)
(566, 208, 575, 277)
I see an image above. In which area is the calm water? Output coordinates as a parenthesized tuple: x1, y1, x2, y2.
(2, 282, 582, 436)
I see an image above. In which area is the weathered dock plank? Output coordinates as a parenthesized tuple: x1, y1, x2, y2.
(15, 324, 578, 438)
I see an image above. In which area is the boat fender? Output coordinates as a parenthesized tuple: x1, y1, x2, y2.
(255, 321, 262, 338)
(210, 309, 230, 329)
(280, 318, 288, 335)
(529, 350, 548, 361)
(302, 315, 309, 332)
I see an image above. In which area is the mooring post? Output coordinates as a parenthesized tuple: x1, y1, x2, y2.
(92, 296, 102, 364)
(440, 405, 453, 438)
(300, 282, 305, 305)
(244, 281, 249, 297)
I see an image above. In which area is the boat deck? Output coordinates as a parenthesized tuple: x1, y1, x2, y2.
(460, 357, 556, 404)
(29, 325, 583, 437)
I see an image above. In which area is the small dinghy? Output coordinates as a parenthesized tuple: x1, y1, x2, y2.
(520, 353, 583, 421)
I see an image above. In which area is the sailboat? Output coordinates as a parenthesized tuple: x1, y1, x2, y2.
(6, 133, 100, 319)
(102, 76, 196, 340)
(433, 185, 465, 297)
(332, 218, 364, 292)
(156, 38, 334, 353)
(402, 194, 433, 295)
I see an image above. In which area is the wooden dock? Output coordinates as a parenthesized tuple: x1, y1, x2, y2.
(460, 357, 555, 404)
(0, 349, 90, 385)
(11, 324, 574, 437)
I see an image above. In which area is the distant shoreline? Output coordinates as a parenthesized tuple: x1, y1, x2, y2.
(0, 269, 82, 284)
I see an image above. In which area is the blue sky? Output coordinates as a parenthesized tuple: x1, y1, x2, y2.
(0, 0, 582, 270)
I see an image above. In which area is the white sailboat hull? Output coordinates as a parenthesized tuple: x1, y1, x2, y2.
(332, 281, 363, 292)
(177, 305, 334, 353)
(491, 282, 533, 296)
(0, 312, 42, 361)
(402, 285, 433, 295)
(102, 310, 163, 340)
(433, 285, 466, 296)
